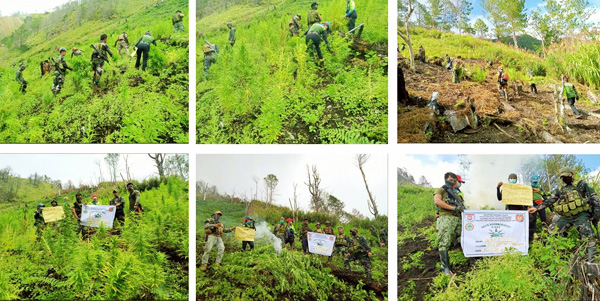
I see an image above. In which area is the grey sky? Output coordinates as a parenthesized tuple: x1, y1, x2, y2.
(2, 0, 72, 16)
(0, 154, 164, 186)
(197, 154, 388, 217)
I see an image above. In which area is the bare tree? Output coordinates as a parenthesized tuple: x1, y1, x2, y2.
(104, 153, 119, 183)
(148, 154, 166, 181)
(252, 176, 259, 200)
(288, 183, 299, 223)
(264, 174, 278, 206)
(123, 154, 132, 182)
(356, 154, 379, 219)
(94, 159, 104, 183)
(305, 165, 324, 212)
(197, 180, 209, 200)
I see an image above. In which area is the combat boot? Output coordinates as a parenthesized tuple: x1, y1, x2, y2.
(200, 265, 207, 271)
(439, 250, 451, 275)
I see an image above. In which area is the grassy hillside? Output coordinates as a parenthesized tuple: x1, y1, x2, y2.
(0, 177, 189, 299)
(0, 17, 23, 39)
(0, 0, 188, 143)
(197, 198, 388, 299)
(197, 0, 388, 144)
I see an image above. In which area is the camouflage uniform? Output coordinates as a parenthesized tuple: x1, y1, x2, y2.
(418, 46, 425, 63)
(307, 7, 322, 27)
(537, 178, 600, 260)
(110, 195, 126, 226)
(274, 222, 287, 244)
(289, 15, 302, 37)
(201, 215, 233, 266)
(436, 186, 463, 251)
(52, 52, 72, 95)
(452, 58, 464, 84)
(345, 230, 372, 279)
(202, 42, 217, 77)
(15, 65, 27, 93)
(91, 40, 113, 85)
(380, 227, 388, 245)
(172, 11, 185, 33)
(128, 188, 141, 213)
(322, 224, 334, 235)
(34, 207, 46, 236)
(114, 33, 130, 56)
(227, 25, 236, 48)
(300, 223, 312, 254)
(369, 226, 379, 246)
(332, 231, 350, 260)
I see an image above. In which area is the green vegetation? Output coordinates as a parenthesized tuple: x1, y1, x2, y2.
(197, 0, 388, 144)
(0, 177, 189, 299)
(197, 198, 388, 299)
(0, 0, 188, 143)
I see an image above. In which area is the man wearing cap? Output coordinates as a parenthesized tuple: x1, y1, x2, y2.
(34, 203, 46, 237)
(315, 222, 323, 233)
(284, 218, 296, 249)
(289, 14, 302, 37)
(530, 174, 550, 226)
(323, 221, 334, 235)
(91, 34, 113, 86)
(300, 218, 312, 254)
(273, 216, 287, 244)
(345, 0, 357, 32)
(529, 167, 600, 261)
(227, 23, 236, 48)
(201, 211, 234, 271)
(15, 62, 27, 93)
(306, 21, 331, 63)
(345, 228, 372, 279)
(134, 31, 157, 72)
(307, 2, 322, 27)
(91, 194, 99, 205)
(110, 189, 126, 226)
(330, 226, 350, 262)
(127, 182, 142, 213)
(52, 47, 72, 96)
(434, 172, 465, 275)
(114, 32, 130, 56)
(172, 9, 185, 33)
(241, 216, 255, 251)
(72, 193, 83, 220)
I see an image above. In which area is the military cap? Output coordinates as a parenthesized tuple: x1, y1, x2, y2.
(559, 167, 573, 177)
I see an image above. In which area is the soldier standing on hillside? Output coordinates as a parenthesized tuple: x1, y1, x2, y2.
(227, 23, 236, 48)
(323, 221, 334, 235)
(300, 218, 312, 254)
(274, 216, 287, 244)
(34, 203, 46, 238)
(330, 226, 350, 262)
(345, 0, 357, 32)
(528, 167, 600, 261)
(127, 182, 142, 214)
(114, 32, 130, 57)
(418, 45, 426, 63)
(434, 172, 464, 275)
(289, 14, 302, 37)
(134, 31, 157, 72)
(315, 222, 323, 233)
(369, 225, 379, 246)
(452, 56, 464, 84)
(110, 189, 126, 226)
(562, 75, 583, 118)
(201, 211, 234, 271)
(15, 62, 27, 93)
(91, 34, 113, 86)
(345, 228, 373, 279)
(307, 2, 322, 27)
(173, 10, 185, 33)
(241, 216, 255, 251)
(497, 66, 509, 100)
(52, 47, 72, 96)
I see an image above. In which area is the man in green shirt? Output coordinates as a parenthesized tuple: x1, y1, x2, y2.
(15, 63, 27, 93)
(434, 172, 465, 275)
(227, 23, 236, 48)
(127, 182, 142, 213)
(134, 31, 157, 72)
(172, 10, 185, 33)
(306, 21, 331, 63)
(562, 75, 582, 118)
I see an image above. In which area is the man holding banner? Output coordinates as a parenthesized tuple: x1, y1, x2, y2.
(34, 203, 46, 237)
(528, 167, 600, 261)
(240, 216, 255, 251)
(433, 172, 465, 275)
(498, 173, 538, 243)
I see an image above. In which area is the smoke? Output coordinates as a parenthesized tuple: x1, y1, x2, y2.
(463, 155, 535, 210)
(254, 221, 283, 256)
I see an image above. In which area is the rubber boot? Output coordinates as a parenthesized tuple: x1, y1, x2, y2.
(200, 265, 207, 271)
(439, 250, 451, 275)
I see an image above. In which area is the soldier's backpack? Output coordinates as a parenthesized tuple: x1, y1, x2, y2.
(307, 10, 319, 25)
(285, 228, 295, 242)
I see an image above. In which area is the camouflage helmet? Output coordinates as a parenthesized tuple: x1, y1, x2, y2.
(59, 47, 67, 53)
(325, 221, 331, 225)
(350, 228, 358, 234)
(559, 167, 573, 177)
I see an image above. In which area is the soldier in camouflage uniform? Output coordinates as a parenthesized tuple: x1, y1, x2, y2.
(110, 189, 126, 226)
(15, 62, 27, 93)
(134, 31, 157, 72)
(201, 211, 234, 271)
(434, 172, 465, 275)
(202, 38, 218, 77)
(91, 34, 113, 86)
(34, 203, 46, 237)
(344, 228, 373, 279)
(273, 216, 287, 244)
(307, 2, 322, 27)
(127, 182, 142, 214)
(369, 225, 379, 246)
(172, 10, 185, 33)
(528, 167, 600, 261)
(289, 14, 302, 37)
(329, 226, 350, 262)
(52, 47, 72, 96)
(315, 222, 323, 233)
(113, 32, 130, 56)
(227, 23, 236, 48)
(300, 218, 312, 254)
(380, 226, 388, 246)
(323, 221, 334, 235)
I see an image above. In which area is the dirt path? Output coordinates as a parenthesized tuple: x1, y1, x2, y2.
(399, 58, 600, 143)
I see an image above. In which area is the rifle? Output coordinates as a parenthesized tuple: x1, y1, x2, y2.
(203, 39, 218, 54)
(90, 44, 110, 64)
(442, 185, 464, 211)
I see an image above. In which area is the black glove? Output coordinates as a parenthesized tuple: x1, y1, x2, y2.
(453, 204, 464, 213)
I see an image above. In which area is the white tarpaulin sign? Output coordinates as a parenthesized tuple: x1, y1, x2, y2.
(80, 205, 116, 228)
(307, 232, 336, 256)
(461, 210, 529, 257)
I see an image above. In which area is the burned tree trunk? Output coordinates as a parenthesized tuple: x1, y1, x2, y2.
(398, 66, 410, 105)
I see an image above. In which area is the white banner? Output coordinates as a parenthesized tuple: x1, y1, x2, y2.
(80, 205, 116, 228)
(461, 210, 529, 257)
(308, 232, 336, 256)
